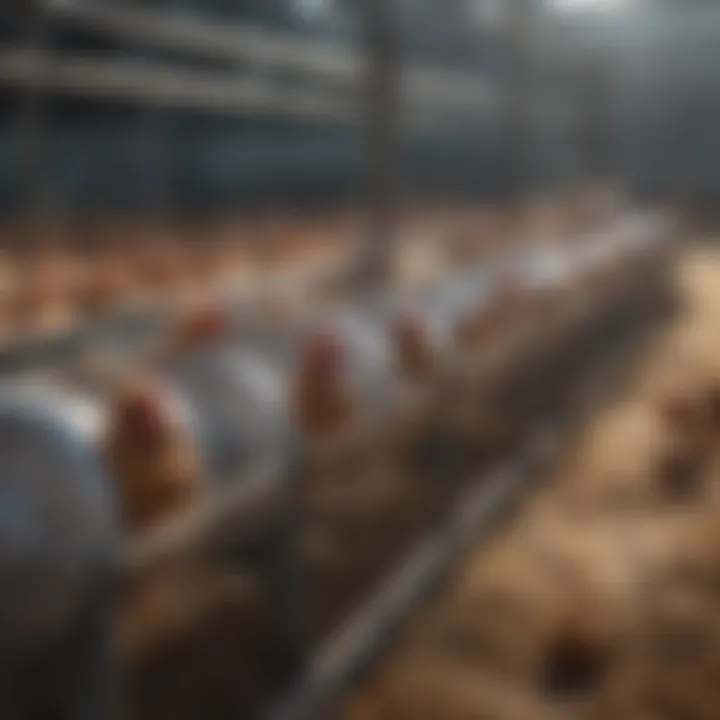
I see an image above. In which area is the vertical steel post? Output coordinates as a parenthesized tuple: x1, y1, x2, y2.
(18, 0, 51, 249)
(504, 0, 534, 205)
(578, 57, 613, 186)
(358, 0, 401, 292)
(146, 105, 175, 227)
(143, 0, 176, 235)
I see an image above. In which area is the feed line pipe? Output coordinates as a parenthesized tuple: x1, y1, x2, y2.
(504, 0, 536, 206)
(355, 0, 402, 294)
(16, 0, 53, 250)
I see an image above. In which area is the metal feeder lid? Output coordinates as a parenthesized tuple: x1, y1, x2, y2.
(322, 306, 395, 408)
(623, 215, 665, 251)
(163, 346, 290, 482)
(420, 271, 492, 332)
(521, 248, 574, 291)
(391, 294, 453, 358)
(575, 234, 617, 274)
(0, 384, 118, 661)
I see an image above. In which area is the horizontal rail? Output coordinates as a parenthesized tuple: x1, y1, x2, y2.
(0, 49, 494, 129)
(44, 0, 496, 112)
(0, 48, 354, 122)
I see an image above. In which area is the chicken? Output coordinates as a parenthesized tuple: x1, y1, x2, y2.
(657, 382, 720, 451)
(290, 329, 357, 446)
(123, 564, 277, 720)
(149, 299, 231, 368)
(172, 300, 230, 350)
(170, 242, 206, 296)
(649, 379, 720, 501)
(103, 375, 201, 533)
(211, 242, 252, 291)
(523, 198, 563, 246)
(385, 308, 445, 502)
(189, 240, 230, 289)
(344, 506, 640, 717)
(135, 240, 191, 300)
(392, 310, 436, 385)
(453, 292, 502, 352)
(567, 185, 597, 234)
(457, 275, 537, 355)
(292, 325, 431, 640)
(291, 328, 365, 621)
(344, 656, 559, 720)
(73, 249, 134, 319)
(446, 221, 482, 268)
(15, 248, 78, 334)
(104, 303, 231, 527)
(445, 282, 539, 460)
(0, 251, 19, 338)
(387, 309, 444, 469)
(465, 210, 498, 260)
(537, 605, 616, 700)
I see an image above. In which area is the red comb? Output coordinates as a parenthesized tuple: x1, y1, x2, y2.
(303, 329, 345, 374)
(394, 310, 429, 347)
(175, 301, 230, 347)
(117, 382, 171, 443)
(500, 278, 528, 306)
(395, 309, 425, 335)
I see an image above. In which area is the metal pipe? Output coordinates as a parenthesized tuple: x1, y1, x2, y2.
(46, 0, 491, 108)
(578, 56, 614, 185)
(504, 0, 535, 204)
(357, 0, 401, 291)
(0, 49, 491, 131)
(17, 0, 51, 249)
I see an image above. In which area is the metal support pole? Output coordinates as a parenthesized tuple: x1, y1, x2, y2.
(356, 0, 401, 292)
(504, 0, 534, 206)
(578, 57, 613, 186)
(18, 0, 51, 249)
(141, 101, 174, 228)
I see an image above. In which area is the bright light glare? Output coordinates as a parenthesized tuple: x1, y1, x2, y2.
(471, 0, 506, 28)
(295, 0, 332, 21)
(552, 0, 630, 12)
